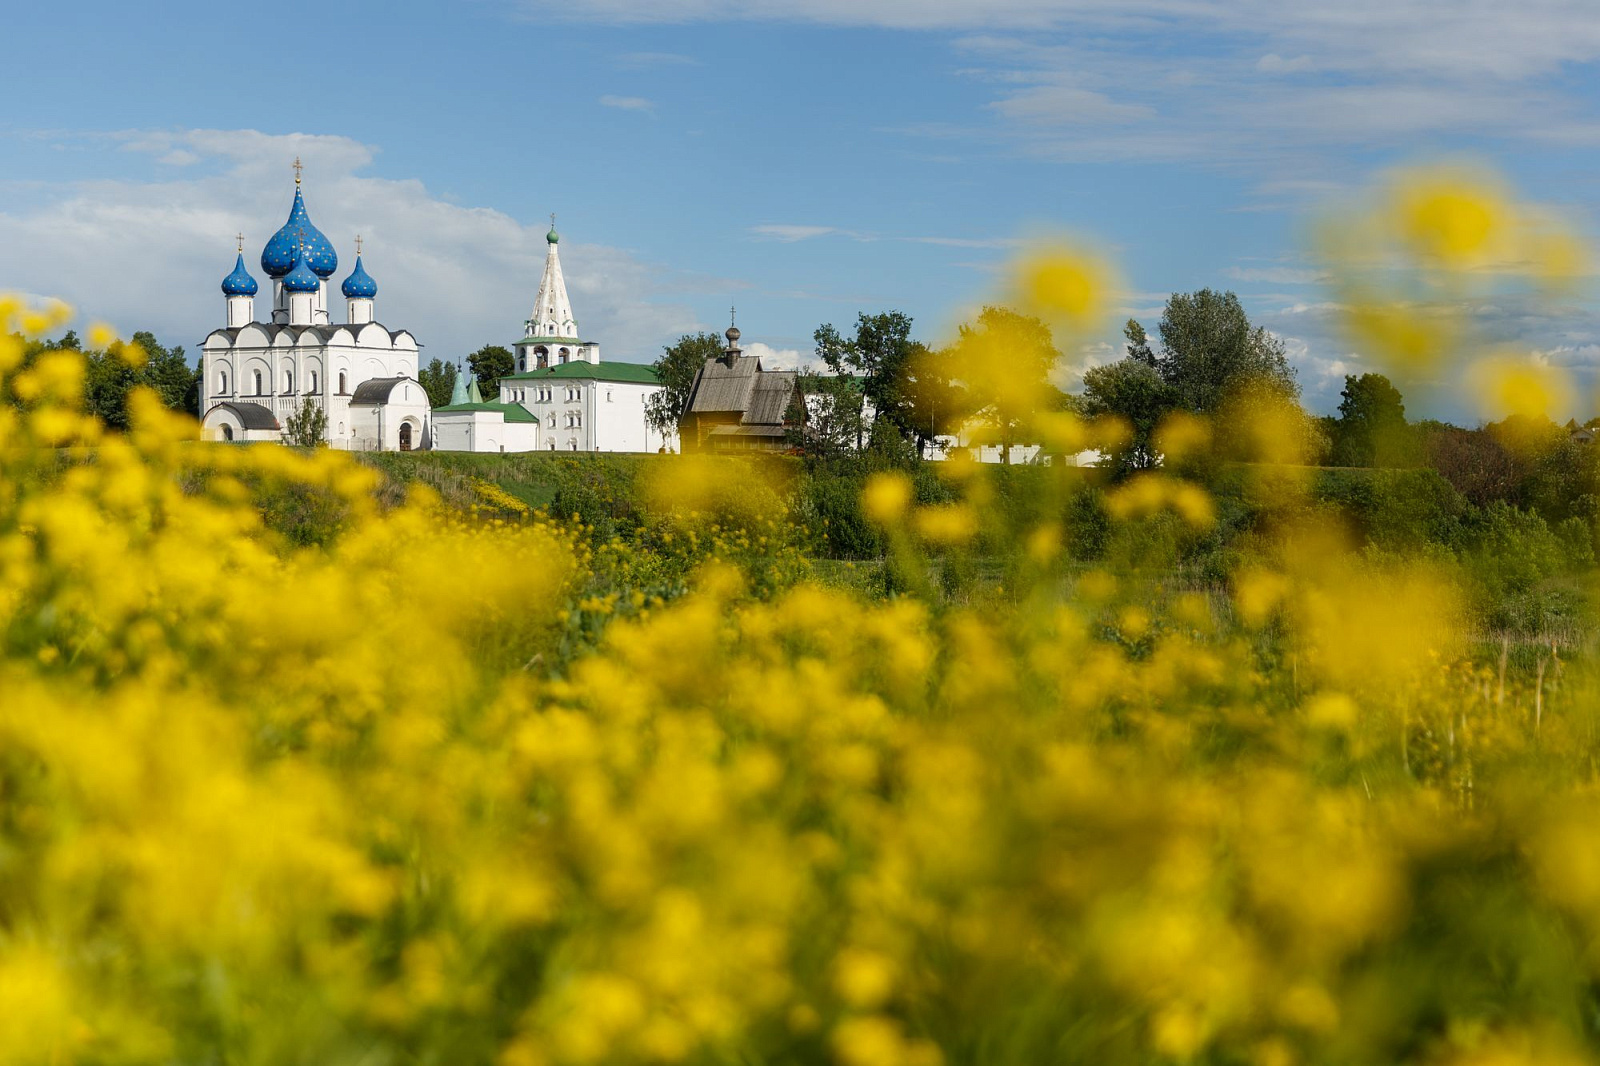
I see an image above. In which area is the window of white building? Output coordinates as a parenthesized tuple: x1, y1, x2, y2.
(284, 368, 294, 393)
(253, 370, 263, 394)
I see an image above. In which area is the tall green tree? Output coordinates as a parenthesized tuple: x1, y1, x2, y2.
(1155, 289, 1297, 413)
(84, 350, 138, 430)
(947, 306, 1061, 465)
(1124, 319, 1155, 366)
(903, 345, 968, 458)
(792, 371, 867, 457)
(1333, 373, 1413, 467)
(467, 345, 514, 399)
(1081, 357, 1173, 472)
(130, 331, 197, 413)
(647, 332, 723, 439)
(815, 312, 923, 445)
(419, 358, 458, 409)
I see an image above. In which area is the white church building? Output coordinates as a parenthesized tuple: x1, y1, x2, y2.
(198, 165, 430, 450)
(432, 221, 676, 453)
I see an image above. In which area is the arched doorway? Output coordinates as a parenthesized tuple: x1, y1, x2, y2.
(221, 424, 234, 442)
(399, 422, 413, 451)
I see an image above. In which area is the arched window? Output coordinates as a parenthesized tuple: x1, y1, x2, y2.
(218, 370, 228, 393)
(518, 354, 527, 372)
(559, 347, 570, 364)
(569, 439, 577, 451)
(310, 371, 319, 392)
(547, 440, 556, 451)
(338, 371, 347, 394)
(284, 368, 294, 393)
(252, 370, 263, 395)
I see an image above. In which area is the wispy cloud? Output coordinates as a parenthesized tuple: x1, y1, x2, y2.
(750, 224, 1021, 249)
(751, 224, 840, 242)
(599, 94, 656, 113)
(614, 51, 699, 68)
(1224, 265, 1329, 285)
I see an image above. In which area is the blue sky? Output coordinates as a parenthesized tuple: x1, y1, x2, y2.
(5, 0, 1600, 418)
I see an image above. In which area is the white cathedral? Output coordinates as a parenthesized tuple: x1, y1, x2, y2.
(198, 166, 674, 454)
(199, 167, 430, 449)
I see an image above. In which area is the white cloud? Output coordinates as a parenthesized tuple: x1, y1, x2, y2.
(614, 51, 699, 67)
(1257, 53, 1314, 74)
(743, 341, 816, 370)
(751, 224, 840, 242)
(1224, 265, 1329, 285)
(987, 84, 1155, 126)
(0, 129, 717, 364)
(599, 94, 656, 113)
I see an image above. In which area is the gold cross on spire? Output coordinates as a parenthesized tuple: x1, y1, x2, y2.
(292, 157, 303, 185)
(355, 234, 363, 257)
(236, 232, 245, 254)
(730, 305, 737, 328)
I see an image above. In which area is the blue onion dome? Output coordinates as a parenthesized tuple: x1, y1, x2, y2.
(341, 255, 377, 299)
(261, 187, 338, 279)
(282, 249, 321, 294)
(220, 253, 259, 297)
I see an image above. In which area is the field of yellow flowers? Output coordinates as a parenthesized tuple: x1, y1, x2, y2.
(4, 168, 1600, 1066)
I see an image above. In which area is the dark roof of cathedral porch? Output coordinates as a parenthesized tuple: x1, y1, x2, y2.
(206, 401, 280, 430)
(349, 376, 423, 404)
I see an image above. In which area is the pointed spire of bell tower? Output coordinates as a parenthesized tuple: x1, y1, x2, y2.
(526, 212, 578, 341)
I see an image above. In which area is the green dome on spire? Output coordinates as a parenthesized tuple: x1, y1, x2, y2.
(546, 225, 559, 245)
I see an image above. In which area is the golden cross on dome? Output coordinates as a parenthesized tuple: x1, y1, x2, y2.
(235, 232, 244, 254)
(355, 234, 364, 257)
(292, 157, 303, 185)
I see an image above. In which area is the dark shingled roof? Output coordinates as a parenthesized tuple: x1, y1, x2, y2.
(349, 376, 419, 405)
(683, 353, 797, 426)
(206, 401, 280, 431)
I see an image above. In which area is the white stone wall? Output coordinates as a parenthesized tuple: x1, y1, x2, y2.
(497, 378, 677, 453)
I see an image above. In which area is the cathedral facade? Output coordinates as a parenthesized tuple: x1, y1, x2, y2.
(198, 167, 430, 450)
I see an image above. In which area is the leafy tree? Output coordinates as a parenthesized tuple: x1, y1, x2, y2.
(83, 350, 138, 430)
(1081, 357, 1172, 471)
(131, 331, 197, 413)
(282, 395, 328, 448)
(903, 345, 968, 457)
(419, 358, 458, 409)
(1124, 319, 1155, 367)
(793, 371, 868, 457)
(1155, 289, 1297, 413)
(467, 345, 514, 400)
(1423, 425, 1521, 508)
(56, 329, 80, 350)
(815, 312, 923, 446)
(647, 332, 723, 438)
(946, 307, 1061, 465)
(1333, 373, 1413, 467)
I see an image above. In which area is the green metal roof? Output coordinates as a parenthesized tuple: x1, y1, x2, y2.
(501, 361, 660, 385)
(433, 402, 540, 423)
